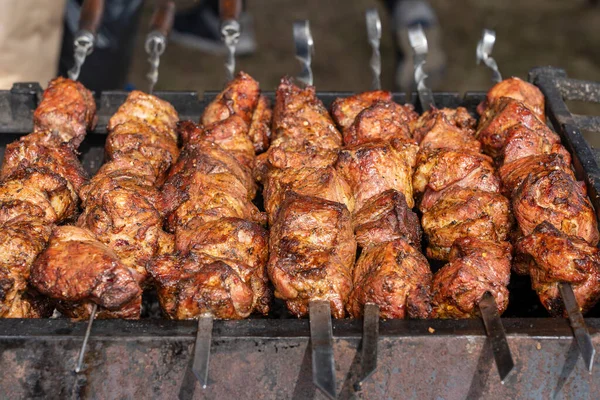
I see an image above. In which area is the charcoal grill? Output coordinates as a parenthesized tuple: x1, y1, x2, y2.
(0, 66, 599, 399)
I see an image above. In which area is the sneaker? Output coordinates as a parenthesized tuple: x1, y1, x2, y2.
(170, 6, 257, 56)
(391, 0, 446, 91)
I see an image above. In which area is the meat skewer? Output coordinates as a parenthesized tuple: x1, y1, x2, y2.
(476, 43, 598, 371)
(68, 0, 105, 81)
(145, 0, 176, 93)
(408, 26, 514, 381)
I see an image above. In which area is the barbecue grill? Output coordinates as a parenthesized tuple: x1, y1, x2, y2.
(0, 66, 599, 399)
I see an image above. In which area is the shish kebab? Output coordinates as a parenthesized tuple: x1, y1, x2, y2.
(475, 30, 600, 372)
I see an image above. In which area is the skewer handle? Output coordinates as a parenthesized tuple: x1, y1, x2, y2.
(559, 282, 596, 373)
(219, 0, 242, 81)
(365, 8, 382, 90)
(79, 0, 105, 36)
(219, 0, 243, 22)
(408, 24, 435, 110)
(476, 29, 503, 83)
(309, 300, 336, 400)
(293, 20, 314, 87)
(149, 0, 176, 38)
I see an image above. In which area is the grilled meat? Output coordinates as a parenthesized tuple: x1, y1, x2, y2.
(498, 153, 574, 196)
(431, 238, 512, 319)
(30, 226, 142, 320)
(149, 217, 270, 319)
(268, 192, 356, 318)
(201, 71, 260, 127)
(263, 166, 354, 225)
(413, 149, 501, 212)
(248, 95, 272, 153)
(512, 169, 599, 245)
(352, 189, 421, 249)
(515, 222, 600, 316)
(501, 123, 568, 165)
(336, 139, 418, 211)
(201, 115, 255, 168)
(411, 107, 476, 145)
(330, 90, 393, 133)
(477, 77, 545, 121)
(348, 238, 432, 319)
(421, 188, 511, 260)
(33, 77, 97, 147)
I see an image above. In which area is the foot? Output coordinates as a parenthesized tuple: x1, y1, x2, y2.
(171, 6, 256, 56)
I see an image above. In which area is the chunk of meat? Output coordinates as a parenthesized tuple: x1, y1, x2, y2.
(202, 115, 255, 168)
(201, 71, 260, 127)
(330, 90, 393, 132)
(248, 95, 272, 153)
(336, 140, 418, 211)
(347, 238, 432, 319)
(515, 222, 600, 316)
(431, 238, 512, 319)
(411, 107, 476, 144)
(353, 189, 421, 248)
(268, 193, 356, 318)
(502, 123, 568, 164)
(33, 77, 96, 147)
(477, 77, 545, 121)
(498, 153, 574, 196)
(30, 226, 142, 320)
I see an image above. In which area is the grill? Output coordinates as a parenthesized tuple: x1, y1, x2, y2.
(0, 66, 599, 399)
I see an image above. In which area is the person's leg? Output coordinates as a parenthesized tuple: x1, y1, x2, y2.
(385, 0, 446, 91)
(170, 0, 256, 55)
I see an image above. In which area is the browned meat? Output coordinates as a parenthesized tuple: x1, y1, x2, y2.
(107, 91, 178, 142)
(201, 71, 260, 127)
(413, 149, 501, 212)
(411, 107, 476, 144)
(0, 167, 77, 224)
(342, 101, 416, 146)
(33, 77, 96, 147)
(330, 90, 393, 132)
(336, 139, 418, 211)
(248, 95, 272, 153)
(431, 238, 512, 319)
(268, 192, 356, 318)
(0, 219, 52, 317)
(353, 189, 421, 248)
(498, 153, 574, 196)
(515, 222, 600, 316)
(0, 131, 88, 193)
(262, 166, 354, 225)
(476, 97, 547, 159)
(202, 115, 255, 168)
(501, 123, 568, 164)
(0, 288, 53, 318)
(477, 77, 545, 121)
(347, 238, 431, 319)
(149, 217, 270, 320)
(255, 141, 340, 179)
(30, 226, 142, 320)
(512, 169, 599, 245)
(422, 188, 511, 260)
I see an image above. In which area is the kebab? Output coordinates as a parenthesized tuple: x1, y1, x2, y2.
(0, 77, 95, 318)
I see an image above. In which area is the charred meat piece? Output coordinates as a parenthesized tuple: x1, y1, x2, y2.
(353, 189, 421, 248)
(336, 139, 418, 211)
(411, 107, 476, 144)
(263, 166, 354, 225)
(268, 193, 356, 318)
(248, 95, 273, 154)
(30, 226, 142, 320)
(476, 97, 547, 159)
(202, 116, 255, 168)
(108, 91, 178, 142)
(330, 90, 393, 132)
(431, 238, 512, 319)
(477, 77, 545, 121)
(413, 149, 501, 212)
(340, 101, 416, 147)
(501, 123, 567, 165)
(33, 77, 96, 147)
(0, 131, 89, 193)
(348, 238, 431, 319)
(515, 222, 600, 316)
(422, 188, 511, 260)
(512, 169, 599, 245)
(201, 71, 260, 127)
(414, 111, 481, 153)
(498, 153, 574, 196)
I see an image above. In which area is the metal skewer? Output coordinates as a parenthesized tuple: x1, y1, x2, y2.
(407, 24, 435, 111)
(476, 29, 502, 84)
(293, 20, 314, 87)
(365, 8, 382, 90)
(220, 0, 243, 81)
(309, 300, 337, 400)
(478, 292, 514, 382)
(75, 303, 98, 373)
(145, 0, 176, 94)
(559, 283, 595, 373)
(68, 0, 105, 81)
(191, 313, 215, 388)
